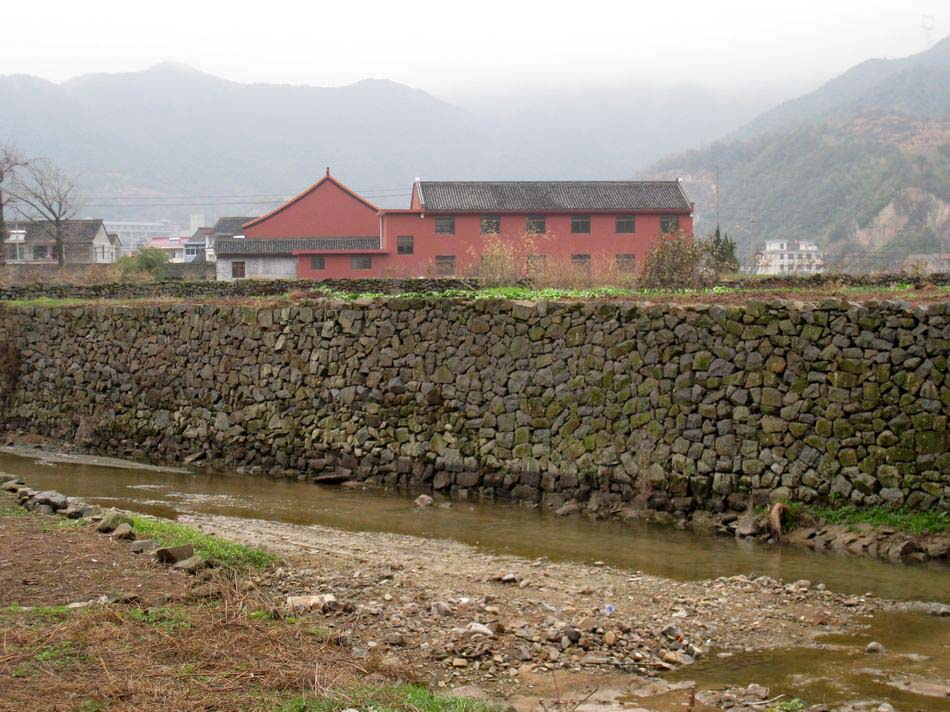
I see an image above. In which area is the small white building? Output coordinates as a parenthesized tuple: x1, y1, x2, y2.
(2, 219, 118, 264)
(146, 236, 186, 263)
(754, 239, 824, 275)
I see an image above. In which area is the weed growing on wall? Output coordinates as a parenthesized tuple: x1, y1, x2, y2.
(0, 307, 19, 411)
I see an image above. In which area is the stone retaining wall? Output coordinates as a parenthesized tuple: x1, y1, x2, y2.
(1, 297, 947, 513)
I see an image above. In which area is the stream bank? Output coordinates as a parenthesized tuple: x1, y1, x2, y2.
(2, 448, 949, 710)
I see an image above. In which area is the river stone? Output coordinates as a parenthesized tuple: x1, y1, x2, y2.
(414, 494, 433, 507)
(430, 601, 452, 616)
(130, 538, 161, 553)
(110, 522, 135, 540)
(734, 513, 759, 538)
(171, 555, 208, 574)
(155, 544, 195, 564)
(96, 511, 132, 533)
(32, 490, 68, 510)
(662, 650, 694, 666)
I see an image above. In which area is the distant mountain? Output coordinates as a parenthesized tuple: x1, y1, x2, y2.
(646, 37, 950, 267)
(0, 64, 770, 226)
(740, 36, 950, 136)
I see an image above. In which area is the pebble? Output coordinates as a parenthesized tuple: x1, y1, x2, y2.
(414, 495, 433, 507)
(431, 601, 452, 616)
(466, 622, 494, 637)
(865, 641, 886, 654)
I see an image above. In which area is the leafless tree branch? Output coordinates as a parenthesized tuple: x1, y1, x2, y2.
(7, 158, 82, 266)
(0, 144, 30, 264)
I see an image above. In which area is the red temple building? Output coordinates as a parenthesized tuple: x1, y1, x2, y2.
(215, 171, 694, 281)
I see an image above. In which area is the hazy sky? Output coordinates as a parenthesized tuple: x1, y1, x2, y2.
(2, 1, 945, 95)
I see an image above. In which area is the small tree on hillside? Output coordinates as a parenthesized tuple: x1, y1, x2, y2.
(9, 159, 80, 267)
(708, 226, 739, 272)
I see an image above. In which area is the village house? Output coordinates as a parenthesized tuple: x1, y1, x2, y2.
(184, 227, 214, 262)
(2, 219, 120, 264)
(753, 239, 824, 275)
(146, 236, 186, 262)
(215, 171, 694, 281)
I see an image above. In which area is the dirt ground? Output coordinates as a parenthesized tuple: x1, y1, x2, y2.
(178, 513, 887, 708)
(0, 492, 928, 712)
(0, 501, 384, 712)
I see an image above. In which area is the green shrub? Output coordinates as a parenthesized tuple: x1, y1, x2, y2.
(639, 232, 717, 289)
(116, 247, 170, 280)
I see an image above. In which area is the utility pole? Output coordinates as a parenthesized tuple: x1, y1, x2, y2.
(0, 147, 29, 267)
(922, 15, 935, 49)
(715, 165, 720, 233)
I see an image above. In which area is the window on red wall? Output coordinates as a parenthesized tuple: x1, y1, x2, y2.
(616, 216, 636, 233)
(526, 254, 546, 275)
(310, 255, 325, 269)
(526, 215, 546, 234)
(397, 236, 414, 254)
(571, 254, 591, 275)
(571, 215, 591, 234)
(435, 216, 455, 235)
(660, 215, 680, 233)
(435, 255, 455, 276)
(352, 255, 372, 270)
(616, 254, 636, 272)
(480, 215, 501, 234)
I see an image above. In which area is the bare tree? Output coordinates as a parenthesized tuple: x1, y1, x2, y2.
(8, 159, 80, 267)
(0, 144, 29, 266)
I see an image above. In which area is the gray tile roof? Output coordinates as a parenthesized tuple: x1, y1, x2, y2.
(415, 181, 692, 212)
(212, 216, 258, 237)
(216, 236, 380, 255)
(4, 219, 105, 245)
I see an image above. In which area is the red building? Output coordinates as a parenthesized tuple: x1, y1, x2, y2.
(215, 171, 693, 281)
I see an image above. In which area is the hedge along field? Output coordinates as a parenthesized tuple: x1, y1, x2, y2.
(1, 296, 947, 514)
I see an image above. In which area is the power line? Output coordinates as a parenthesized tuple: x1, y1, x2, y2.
(9, 191, 413, 209)
(81, 186, 411, 200)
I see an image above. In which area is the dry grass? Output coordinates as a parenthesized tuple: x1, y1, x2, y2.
(1, 583, 394, 711)
(0, 264, 153, 288)
(0, 504, 406, 711)
(460, 234, 640, 289)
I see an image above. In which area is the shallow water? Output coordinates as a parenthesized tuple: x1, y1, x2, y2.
(1, 449, 947, 603)
(666, 611, 950, 712)
(2, 448, 948, 710)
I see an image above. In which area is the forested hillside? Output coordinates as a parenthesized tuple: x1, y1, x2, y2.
(647, 38, 950, 268)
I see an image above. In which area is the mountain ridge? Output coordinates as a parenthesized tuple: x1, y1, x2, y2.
(0, 64, 771, 222)
(644, 37, 950, 267)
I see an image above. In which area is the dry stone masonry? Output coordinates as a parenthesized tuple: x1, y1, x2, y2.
(1, 297, 947, 513)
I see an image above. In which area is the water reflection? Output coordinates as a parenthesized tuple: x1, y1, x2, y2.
(1, 451, 947, 603)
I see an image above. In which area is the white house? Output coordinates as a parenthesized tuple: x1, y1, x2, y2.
(754, 239, 824, 275)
